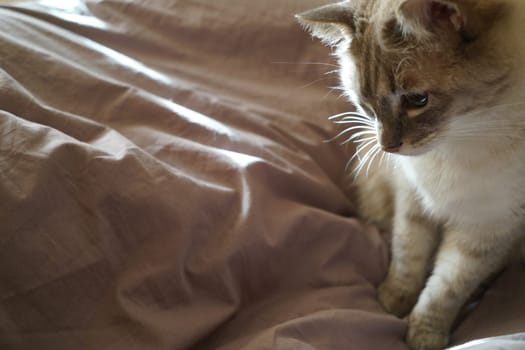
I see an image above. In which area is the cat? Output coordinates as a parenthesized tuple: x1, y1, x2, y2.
(297, 1, 525, 349)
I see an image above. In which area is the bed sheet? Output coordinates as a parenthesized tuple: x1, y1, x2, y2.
(0, 1, 523, 349)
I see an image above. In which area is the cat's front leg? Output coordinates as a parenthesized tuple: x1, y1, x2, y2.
(407, 226, 515, 350)
(378, 185, 439, 318)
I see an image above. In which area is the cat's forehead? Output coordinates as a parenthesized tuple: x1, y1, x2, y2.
(348, 24, 408, 100)
(347, 16, 447, 99)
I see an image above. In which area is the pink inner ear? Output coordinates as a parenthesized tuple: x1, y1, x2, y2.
(429, 1, 464, 30)
(431, 2, 453, 18)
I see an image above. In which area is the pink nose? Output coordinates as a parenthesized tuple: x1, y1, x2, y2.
(382, 143, 402, 153)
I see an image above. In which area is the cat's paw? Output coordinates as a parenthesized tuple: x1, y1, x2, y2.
(406, 313, 449, 350)
(378, 278, 419, 318)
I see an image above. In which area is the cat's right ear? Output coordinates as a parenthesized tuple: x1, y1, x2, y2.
(295, 3, 355, 46)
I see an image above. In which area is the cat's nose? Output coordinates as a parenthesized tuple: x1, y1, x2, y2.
(382, 142, 403, 153)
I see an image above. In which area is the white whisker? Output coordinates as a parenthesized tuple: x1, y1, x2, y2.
(366, 146, 382, 176)
(328, 111, 372, 121)
(355, 138, 377, 151)
(324, 127, 360, 143)
(346, 152, 361, 173)
(329, 86, 346, 92)
(340, 116, 375, 123)
(325, 124, 375, 144)
(378, 149, 387, 168)
(333, 119, 372, 125)
(353, 141, 379, 177)
(337, 117, 376, 126)
(323, 69, 340, 76)
(332, 126, 375, 138)
(327, 111, 359, 120)
(347, 138, 377, 169)
(349, 130, 377, 140)
(342, 135, 376, 146)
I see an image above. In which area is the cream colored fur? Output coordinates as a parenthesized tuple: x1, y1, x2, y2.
(298, 1, 525, 349)
(359, 2, 525, 349)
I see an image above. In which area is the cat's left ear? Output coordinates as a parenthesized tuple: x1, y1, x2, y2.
(296, 3, 355, 46)
(397, 0, 466, 38)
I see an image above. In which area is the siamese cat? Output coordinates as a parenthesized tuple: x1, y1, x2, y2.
(297, 1, 525, 349)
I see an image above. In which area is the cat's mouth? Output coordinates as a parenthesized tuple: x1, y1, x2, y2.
(382, 132, 439, 157)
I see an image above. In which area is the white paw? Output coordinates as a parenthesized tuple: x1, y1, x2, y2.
(407, 313, 449, 350)
(378, 277, 419, 318)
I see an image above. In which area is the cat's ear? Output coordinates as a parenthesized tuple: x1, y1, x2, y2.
(295, 3, 355, 46)
(397, 0, 465, 38)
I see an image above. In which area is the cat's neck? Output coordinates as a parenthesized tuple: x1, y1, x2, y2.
(408, 128, 525, 172)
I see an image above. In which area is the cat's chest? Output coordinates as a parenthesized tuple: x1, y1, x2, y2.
(398, 154, 525, 224)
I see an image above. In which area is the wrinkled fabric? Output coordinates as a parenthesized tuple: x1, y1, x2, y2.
(447, 333, 525, 350)
(0, 1, 523, 350)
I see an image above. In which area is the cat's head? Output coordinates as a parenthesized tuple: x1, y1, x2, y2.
(297, 0, 514, 156)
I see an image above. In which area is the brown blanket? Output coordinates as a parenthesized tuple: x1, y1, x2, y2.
(0, 1, 523, 349)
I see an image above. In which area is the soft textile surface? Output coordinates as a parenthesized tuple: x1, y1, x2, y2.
(0, 1, 523, 349)
(447, 333, 525, 350)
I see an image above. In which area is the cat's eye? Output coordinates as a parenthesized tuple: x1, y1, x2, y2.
(403, 92, 429, 109)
